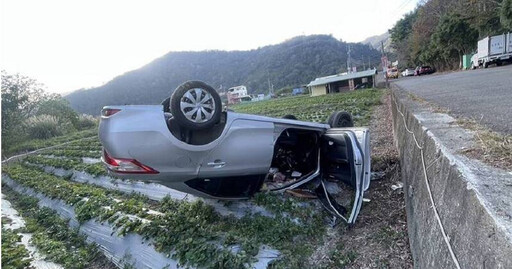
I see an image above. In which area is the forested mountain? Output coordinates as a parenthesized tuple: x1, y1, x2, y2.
(65, 35, 381, 115)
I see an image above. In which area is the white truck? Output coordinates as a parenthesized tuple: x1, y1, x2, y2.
(472, 33, 512, 68)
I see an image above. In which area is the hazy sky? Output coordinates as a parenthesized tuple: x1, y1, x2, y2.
(1, 0, 418, 94)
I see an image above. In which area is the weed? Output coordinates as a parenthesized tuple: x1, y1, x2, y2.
(457, 118, 512, 170)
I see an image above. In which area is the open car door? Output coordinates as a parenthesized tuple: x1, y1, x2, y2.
(317, 128, 370, 225)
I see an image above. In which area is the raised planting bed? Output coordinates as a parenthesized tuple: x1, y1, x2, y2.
(2, 164, 326, 268)
(2, 128, 98, 159)
(2, 185, 117, 269)
(1, 225, 33, 269)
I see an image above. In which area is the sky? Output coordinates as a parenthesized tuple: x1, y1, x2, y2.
(1, 0, 418, 94)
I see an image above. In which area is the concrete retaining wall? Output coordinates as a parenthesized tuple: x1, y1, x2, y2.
(391, 87, 512, 269)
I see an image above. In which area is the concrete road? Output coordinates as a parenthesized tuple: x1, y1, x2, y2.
(393, 65, 512, 134)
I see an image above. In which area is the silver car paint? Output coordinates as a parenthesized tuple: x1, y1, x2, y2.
(100, 105, 327, 179)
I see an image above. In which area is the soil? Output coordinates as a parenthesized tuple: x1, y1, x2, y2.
(309, 90, 413, 269)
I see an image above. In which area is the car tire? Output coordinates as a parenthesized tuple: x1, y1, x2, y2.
(328, 111, 354, 128)
(170, 81, 222, 130)
(161, 97, 171, 113)
(283, 114, 297, 120)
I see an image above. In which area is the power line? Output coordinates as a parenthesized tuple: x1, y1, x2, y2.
(392, 0, 416, 15)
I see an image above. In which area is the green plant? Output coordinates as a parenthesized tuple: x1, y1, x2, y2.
(76, 114, 98, 130)
(2, 184, 116, 269)
(1, 227, 32, 269)
(2, 128, 97, 158)
(25, 114, 63, 139)
(232, 89, 382, 126)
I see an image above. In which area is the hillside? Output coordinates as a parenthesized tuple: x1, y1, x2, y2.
(65, 35, 381, 115)
(361, 32, 392, 52)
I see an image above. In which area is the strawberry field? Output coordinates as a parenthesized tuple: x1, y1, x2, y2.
(231, 89, 383, 126)
(0, 89, 407, 269)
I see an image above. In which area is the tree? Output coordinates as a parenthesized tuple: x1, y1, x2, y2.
(1, 71, 48, 146)
(431, 13, 479, 68)
(389, 10, 418, 67)
(501, 0, 512, 30)
(389, 10, 418, 43)
(1, 71, 80, 150)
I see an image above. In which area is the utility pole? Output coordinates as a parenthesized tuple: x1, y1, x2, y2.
(267, 70, 273, 96)
(347, 44, 353, 73)
(381, 41, 389, 88)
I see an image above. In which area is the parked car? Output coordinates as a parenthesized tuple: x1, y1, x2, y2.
(401, 68, 414, 77)
(386, 67, 399, 79)
(99, 81, 371, 224)
(414, 66, 435, 76)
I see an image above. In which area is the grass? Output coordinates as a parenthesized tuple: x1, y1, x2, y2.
(405, 92, 511, 170)
(319, 243, 358, 269)
(231, 89, 383, 126)
(457, 118, 512, 170)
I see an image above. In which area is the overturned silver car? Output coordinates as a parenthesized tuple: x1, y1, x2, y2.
(99, 81, 371, 224)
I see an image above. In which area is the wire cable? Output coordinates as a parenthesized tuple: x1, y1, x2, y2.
(392, 93, 461, 269)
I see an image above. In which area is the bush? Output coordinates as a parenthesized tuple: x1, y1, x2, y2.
(76, 114, 97, 130)
(25, 115, 63, 139)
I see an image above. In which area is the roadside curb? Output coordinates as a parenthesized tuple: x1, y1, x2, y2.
(391, 86, 512, 268)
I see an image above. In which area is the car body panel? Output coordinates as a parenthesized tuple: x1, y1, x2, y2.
(198, 119, 275, 177)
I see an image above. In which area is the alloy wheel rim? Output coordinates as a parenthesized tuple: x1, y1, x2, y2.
(180, 88, 215, 123)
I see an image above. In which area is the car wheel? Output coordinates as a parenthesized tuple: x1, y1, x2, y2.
(161, 97, 171, 113)
(170, 81, 222, 130)
(328, 111, 354, 128)
(283, 114, 297, 120)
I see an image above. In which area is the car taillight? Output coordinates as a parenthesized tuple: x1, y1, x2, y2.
(102, 150, 158, 174)
(101, 108, 121, 117)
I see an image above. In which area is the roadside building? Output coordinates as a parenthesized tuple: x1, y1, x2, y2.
(226, 85, 252, 104)
(307, 69, 377, 96)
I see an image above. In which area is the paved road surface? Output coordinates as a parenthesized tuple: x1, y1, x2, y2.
(393, 65, 512, 134)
